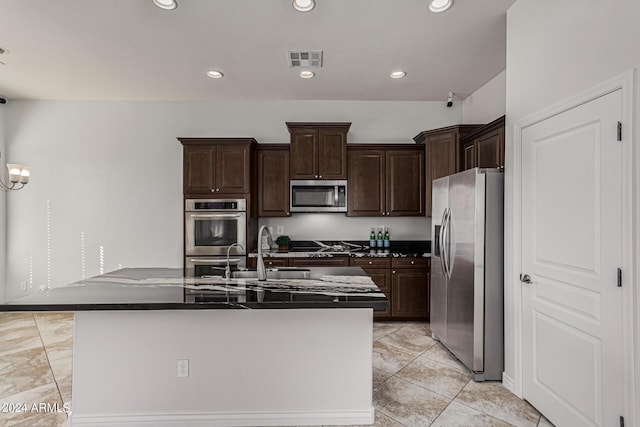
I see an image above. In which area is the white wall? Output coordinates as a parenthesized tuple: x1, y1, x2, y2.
(4, 100, 458, 299)
(462, 70, 506, 124)
(504, 0, 640, 418)
(0, 106, 6, 302)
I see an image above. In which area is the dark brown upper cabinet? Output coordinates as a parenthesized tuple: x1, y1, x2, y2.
(179, 138, 256, 195)
(460, 116, 505, 171)
(257, 145, 290, 217)
(414, 125, 480, 216)
(347, 146, 424, 217)
(286, 122, 351, 180)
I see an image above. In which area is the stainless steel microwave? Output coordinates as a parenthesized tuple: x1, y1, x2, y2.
(290, 180, 347, 212)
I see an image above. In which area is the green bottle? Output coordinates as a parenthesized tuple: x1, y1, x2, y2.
(377, 227, 383, 248)
(369, 228, 376, 248)
(384, 227, 390, 248)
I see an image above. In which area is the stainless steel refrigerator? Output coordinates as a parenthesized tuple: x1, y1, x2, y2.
(431, 167, 504, 381)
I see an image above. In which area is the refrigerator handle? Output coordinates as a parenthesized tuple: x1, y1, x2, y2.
(445, 208, 454, 279)
(441, 208, 451, 279)
(438, 209, 447, 276)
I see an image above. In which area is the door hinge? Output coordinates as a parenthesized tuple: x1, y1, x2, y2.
(617, 268, 622, 287)
(617, 122, 622, 141)
(620, 415, 624, 427)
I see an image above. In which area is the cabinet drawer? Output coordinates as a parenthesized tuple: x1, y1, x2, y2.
(290, 257, 349, 267)
(246, 257, 289, 268)
(392, 257, 430, 269)
(264, 258, 289, 267)
(349, 257, 391, 268)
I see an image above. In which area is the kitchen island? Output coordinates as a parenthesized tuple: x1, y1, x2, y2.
(1, 267, 387, 427)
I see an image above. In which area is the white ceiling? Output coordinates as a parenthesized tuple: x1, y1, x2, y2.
(0, 0, 515, 101)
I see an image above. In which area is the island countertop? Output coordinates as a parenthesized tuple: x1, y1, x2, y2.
(0, 267, 389, 312)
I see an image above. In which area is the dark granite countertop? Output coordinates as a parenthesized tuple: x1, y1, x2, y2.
(249, 240, 431, 258)
(0, 267, 388, 312)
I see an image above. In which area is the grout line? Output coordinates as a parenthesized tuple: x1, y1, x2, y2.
(33, 313, 65, 406)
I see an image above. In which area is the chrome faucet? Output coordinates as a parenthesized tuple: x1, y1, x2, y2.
(257, 225, 273, 281)
(225, 243, 245, 280)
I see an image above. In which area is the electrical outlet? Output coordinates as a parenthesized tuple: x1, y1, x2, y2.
(20, 282, 27, 291)
(276, 226, 284, 236)
(268, 226, 274, 235)
(177, 359, 189, 377)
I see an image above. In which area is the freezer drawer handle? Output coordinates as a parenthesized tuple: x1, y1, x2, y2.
(519, 274, 532, 284)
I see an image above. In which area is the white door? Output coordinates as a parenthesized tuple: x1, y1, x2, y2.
(521, 89, 623, 426)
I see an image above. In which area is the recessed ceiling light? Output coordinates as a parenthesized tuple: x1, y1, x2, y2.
(292, 0, 315, 12)
(299, 70, 315, 79)
(206, 70, 224, 79)
(429, 0, 453, 13)
(390, 71, 406, 79)
(153, 0, 177, 10)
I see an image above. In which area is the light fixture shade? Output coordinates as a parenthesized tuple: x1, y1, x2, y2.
(429, 0, 453, 13)
(7, 163, 22, 183)
(390, 71, 407, 79)
(153, 0, 177, 10)
(206, 70, 224, 79)
(293, 0, 315, 12)
(19, 167, 31, 184)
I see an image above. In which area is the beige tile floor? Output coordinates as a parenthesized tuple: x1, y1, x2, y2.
(0, 314, 553, 427)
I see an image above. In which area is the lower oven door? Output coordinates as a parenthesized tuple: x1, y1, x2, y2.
(185, 212, 246, 256)
(185, 256, 247, 278)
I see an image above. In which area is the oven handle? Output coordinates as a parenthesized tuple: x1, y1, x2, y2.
(188, 258, 243, 264)
(188, 214, 244, 219)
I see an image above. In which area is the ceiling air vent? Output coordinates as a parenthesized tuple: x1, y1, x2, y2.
(287, 51, 323, 68)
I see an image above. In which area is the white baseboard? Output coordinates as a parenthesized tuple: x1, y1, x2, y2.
(70, 408, 375, 427)
(502, 371, 519, 397)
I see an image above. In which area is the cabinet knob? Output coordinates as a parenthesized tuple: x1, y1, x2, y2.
(211, 189, 215, 192)
(216, 188, 220, 192)
(392, 270, 396, 274)
(319, 175, 323, 178)
(315, 175, 318, 178)
(268, 261, 273, 265)
(368, 261, 372, 265)
(411, 261, 415, 265)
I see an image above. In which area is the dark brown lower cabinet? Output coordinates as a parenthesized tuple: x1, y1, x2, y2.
(246, 257, 289, 268)
(350, 257, 430, 320)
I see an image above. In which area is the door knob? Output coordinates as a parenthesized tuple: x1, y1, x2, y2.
(520, 274, 532, 284)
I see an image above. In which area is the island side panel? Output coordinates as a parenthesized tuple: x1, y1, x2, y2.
(71, 309, 374, 427)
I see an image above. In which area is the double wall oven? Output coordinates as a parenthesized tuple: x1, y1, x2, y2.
(184, 199, 247, 277)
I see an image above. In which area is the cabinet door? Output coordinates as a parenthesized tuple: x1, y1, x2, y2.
(426, 132, 458, 216)
(363, 268, 391, 318)
(462, 141, 476, 170)
(215, 145, 250, 193)
(347, 150, 385, 216)
(183, 146, 215, 194)
(290, 129, 318, 179)
(386, 150, 425, 216)
(391, 268, 429, 318)
(258, 149, 290, 217)
(475, 127, 504, 168)
(317, 129, 347, 179)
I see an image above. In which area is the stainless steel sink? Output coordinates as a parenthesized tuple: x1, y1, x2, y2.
(230, 268, 311, 280)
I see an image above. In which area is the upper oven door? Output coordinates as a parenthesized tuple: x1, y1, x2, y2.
(185, 211, 246, 256)
(290, 180, 347, 212)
